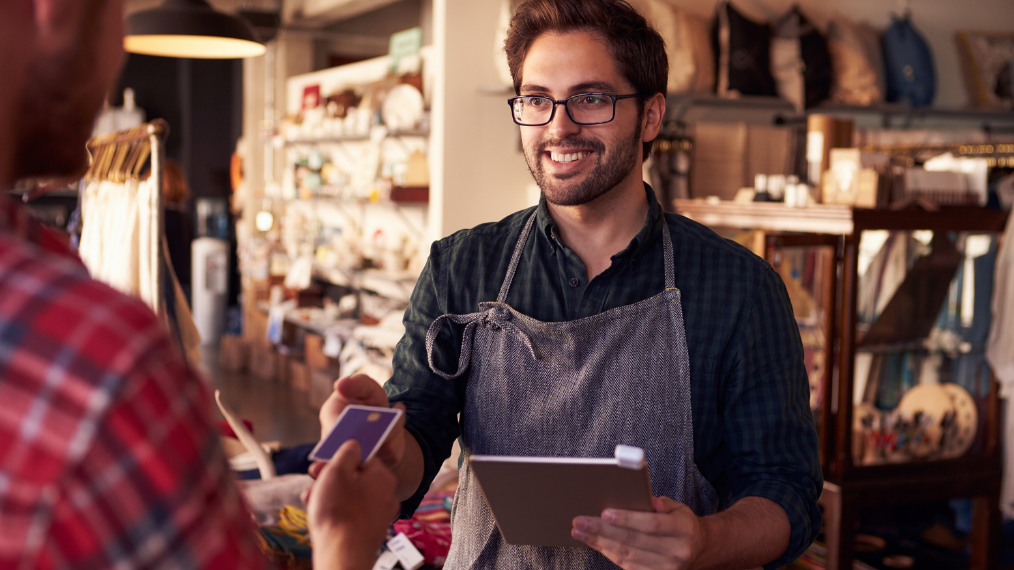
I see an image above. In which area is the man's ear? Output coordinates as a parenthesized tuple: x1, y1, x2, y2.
(641, 92, 666, 144)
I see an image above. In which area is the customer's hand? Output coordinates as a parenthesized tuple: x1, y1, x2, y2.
(308, 439, 401, 570)
(312, 374, 406, 477)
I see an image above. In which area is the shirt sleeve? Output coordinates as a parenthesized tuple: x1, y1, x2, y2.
(386, 242, 465, 517)
(40, 330, 269, 569)
(720, 263, 823, 569)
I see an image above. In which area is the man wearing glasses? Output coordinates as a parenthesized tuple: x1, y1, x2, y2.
(318, 0, 822, 568)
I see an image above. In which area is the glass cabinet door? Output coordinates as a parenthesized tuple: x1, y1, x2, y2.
(851, 229, 998, 465)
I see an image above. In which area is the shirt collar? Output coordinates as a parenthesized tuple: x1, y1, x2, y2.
(537, 183, 664, 261)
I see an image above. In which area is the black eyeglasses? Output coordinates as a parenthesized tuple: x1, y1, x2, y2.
(507, 93, 639, 126)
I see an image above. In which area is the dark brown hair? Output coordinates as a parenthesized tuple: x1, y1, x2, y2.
(504, 0, 668, 159)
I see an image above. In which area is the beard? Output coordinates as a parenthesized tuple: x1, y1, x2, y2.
(12, 11, 108, 180)
(524, 122, 642, 207)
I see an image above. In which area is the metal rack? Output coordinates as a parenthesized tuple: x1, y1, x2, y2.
(84, 118, 170, 318)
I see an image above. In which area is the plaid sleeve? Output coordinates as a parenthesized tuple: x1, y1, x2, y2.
(720, 263, 823, 569)
(38, 325, 267, 570)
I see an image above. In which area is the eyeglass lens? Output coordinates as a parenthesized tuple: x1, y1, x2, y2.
(513, 94, 615, 125)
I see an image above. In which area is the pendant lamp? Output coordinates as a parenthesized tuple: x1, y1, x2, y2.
(125, 0, 267, 59)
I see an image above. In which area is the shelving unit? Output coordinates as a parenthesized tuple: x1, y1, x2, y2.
(674, 200, 1008, 570)
(283, 129, 430, 145)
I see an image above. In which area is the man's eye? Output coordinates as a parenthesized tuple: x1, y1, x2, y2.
(579, 95, 605, 105)
(527, 97, 550, 107)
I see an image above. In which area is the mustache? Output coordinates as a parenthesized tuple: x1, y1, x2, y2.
(535, 137, 605, 155)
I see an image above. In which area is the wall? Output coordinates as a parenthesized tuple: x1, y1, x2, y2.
(432, 0, 534, 237)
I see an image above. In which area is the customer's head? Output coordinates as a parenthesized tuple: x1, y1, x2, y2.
(162, 159, 191, 207)
(504, 0, 667, 160)
(12, 0, 126, 181)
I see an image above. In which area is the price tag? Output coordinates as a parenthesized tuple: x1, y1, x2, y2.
(387, 533, 424, 570)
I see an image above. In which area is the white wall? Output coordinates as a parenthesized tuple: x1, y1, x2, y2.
(431, 0, 534, 238)
(663, 0, 1014, 109)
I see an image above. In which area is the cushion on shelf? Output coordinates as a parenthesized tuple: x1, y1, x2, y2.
(771, 6, 833, 110)
(956, 31, 1014, 109)
(633, 0, 714, 94)
(713, 1, 777, 98)
(827, 15, 885, 106)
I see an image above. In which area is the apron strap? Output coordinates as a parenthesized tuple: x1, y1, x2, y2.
(425, 304, 539, 380)
(661, 216, 676, 290)
(496, 211, 538, 303)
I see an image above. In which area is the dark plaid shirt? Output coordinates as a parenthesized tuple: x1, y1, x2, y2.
(387, 185, 822, 568)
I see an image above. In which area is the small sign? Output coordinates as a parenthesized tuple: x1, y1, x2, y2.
(388, 27, 422, 72)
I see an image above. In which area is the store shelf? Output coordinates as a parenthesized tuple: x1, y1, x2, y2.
(283, 129, 430, 145)
(313, 265, 418, 303)
(673, 199, 854, 235)
(664, 94, 1014, 128)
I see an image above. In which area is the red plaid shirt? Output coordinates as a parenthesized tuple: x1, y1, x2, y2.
(0, 198, 268, 569)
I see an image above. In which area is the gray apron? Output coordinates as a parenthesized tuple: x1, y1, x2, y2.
(426, 212, 717, 569)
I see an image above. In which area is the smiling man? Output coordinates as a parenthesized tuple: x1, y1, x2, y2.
(318, 0, 822, 568)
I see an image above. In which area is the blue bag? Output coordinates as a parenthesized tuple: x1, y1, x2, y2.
(882, 15, 936, 107)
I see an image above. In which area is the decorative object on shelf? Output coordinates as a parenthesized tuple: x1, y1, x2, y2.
(826, 15, 885, 106)
(124, 0, 266, 59)
(713, 2, 776, 98)
(771, 6, 832, 111)
(882, 13, 936, 107)
(956, 30, 1014, 110)
(629, 0, 713, 95)
(382, 84, 425, 131)
(806, 113, 853, 191)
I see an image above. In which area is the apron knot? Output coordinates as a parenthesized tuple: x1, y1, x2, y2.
(425, 304, 539, 380)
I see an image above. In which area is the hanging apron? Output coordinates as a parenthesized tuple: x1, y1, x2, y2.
(426, 212, 718, 569)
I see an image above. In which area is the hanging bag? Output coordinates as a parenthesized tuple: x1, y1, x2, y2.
(882, 14, 936, 107)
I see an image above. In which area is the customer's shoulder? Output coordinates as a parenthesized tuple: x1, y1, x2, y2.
(0, 236, 168, 369)
(431, 207, 537, 256)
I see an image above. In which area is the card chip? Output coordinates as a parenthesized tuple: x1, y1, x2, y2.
(367, 412, 381, 422)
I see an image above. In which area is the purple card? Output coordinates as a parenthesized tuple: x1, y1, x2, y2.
(309, 405, 403, 463)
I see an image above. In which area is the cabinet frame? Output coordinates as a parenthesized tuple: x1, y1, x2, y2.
(674, 200, 1008, 570)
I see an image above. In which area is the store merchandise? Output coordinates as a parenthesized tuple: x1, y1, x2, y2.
(713, 2, 777, 98)
(806, 114, 853, 190)
(669, 8, 715, 94)
(882, 15, 936, 107)
(629, 0, 713, 95)
(826, 15, 885, 106)
(771, 6, 833, 111)
(987, 210, 1014, 518)
(79, 178, 161, 308)
(956, 30, 1014, 109)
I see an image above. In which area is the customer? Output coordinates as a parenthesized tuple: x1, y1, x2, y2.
(161, 158, 194, 300)
(0, 1, 395, 568)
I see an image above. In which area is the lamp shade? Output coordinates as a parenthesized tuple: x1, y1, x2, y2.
(125, 0, 267, 59)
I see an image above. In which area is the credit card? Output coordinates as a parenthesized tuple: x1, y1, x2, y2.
(309, 405, 403, 463)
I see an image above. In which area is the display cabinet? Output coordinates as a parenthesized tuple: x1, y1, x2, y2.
(674, 200, 1008, 570)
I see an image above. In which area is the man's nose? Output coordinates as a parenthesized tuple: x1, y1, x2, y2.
(547, 102, 580, 139)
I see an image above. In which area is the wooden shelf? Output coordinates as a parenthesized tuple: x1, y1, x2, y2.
(673, 199, 853, 235)
(283, 129, 430, 145)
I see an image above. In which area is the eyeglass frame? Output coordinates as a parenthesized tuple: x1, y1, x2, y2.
(506, 92, 640, 126)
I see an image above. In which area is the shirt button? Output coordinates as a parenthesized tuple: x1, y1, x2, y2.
(569, 278, 580, 288)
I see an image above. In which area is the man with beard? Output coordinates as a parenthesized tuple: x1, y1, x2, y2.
(0, 1, 398, 568)
(320, 0, 822, 569)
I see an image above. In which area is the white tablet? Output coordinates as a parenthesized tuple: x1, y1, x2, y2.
(469, 445, 654, 548)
